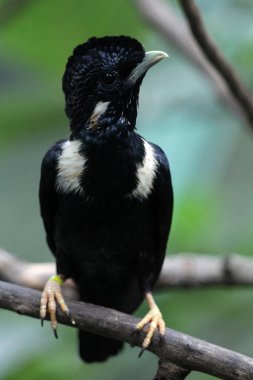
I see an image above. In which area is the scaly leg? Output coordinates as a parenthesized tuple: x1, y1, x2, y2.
(135, 292, 165, 356)
(40, 274, 75, 338)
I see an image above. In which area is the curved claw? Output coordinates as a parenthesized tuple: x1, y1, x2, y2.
(138, 348, 145, 358)
(65, 310, 76, 325)
(53, 327, 58, 339)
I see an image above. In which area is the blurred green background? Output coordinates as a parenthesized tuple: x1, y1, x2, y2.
(1, 0, 253, 379)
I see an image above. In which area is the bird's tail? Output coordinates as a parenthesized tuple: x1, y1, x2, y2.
(78, 330, 123, 363)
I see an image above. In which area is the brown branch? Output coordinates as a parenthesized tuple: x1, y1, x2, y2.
(133, 0, 243, 120)
(1, 280, 253, 379)
(179, 0, 253, 127)
(2, 249, 253, 293)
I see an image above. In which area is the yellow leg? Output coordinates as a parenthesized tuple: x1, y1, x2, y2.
(40, 275, 75, 338)
(135, 292, 165, 356)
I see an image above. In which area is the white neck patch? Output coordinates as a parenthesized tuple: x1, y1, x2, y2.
(129, 139, 158, 200)
(56, 140, 86, 194)
(88, 101, 110, 129)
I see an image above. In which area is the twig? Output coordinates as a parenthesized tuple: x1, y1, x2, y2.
(1, 280, 253, 379)
(133, 0, 243, 120)
(179, 0, 253, 127)
(2, 249, 253, 293)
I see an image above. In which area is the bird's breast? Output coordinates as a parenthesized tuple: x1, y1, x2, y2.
(55, 137, 158, 200)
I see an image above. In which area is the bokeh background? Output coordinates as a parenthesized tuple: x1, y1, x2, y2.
(1, 1, 253, 379)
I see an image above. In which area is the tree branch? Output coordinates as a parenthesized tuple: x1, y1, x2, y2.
(133, 0, 243, 120)
(1, 280, 253, 380)
(2, 249, 253, 294)
(158, 253, 253, 289)
(179, 0, 253, 127)
(2, 249, 253, 378)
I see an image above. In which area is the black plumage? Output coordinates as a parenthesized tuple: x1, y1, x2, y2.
(39, 36, 173, 362)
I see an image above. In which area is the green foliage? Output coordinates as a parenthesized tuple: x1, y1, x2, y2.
(0, 95, 64, 147)
(170, 190, 219, 253)
(1, 0, 146, 72)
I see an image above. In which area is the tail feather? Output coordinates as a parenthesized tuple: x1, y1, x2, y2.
(78, 330, 123, 363)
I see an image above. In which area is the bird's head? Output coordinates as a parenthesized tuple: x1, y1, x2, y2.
(62, 36, 168, 139)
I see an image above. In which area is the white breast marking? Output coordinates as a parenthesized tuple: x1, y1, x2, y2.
(56, 140, 86, 194)
(130, 139, 158, 200)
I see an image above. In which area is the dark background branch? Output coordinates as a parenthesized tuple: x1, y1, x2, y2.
(179, 0, 253, 127)
(133, 0, 244, 121)
(1, 280, 253, 380)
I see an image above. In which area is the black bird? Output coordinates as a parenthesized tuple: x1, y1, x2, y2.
(39, 35, 173, 363)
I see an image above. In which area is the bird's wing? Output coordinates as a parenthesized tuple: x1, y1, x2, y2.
(39, 140, 65, 255)
(150, 142, 173, 285)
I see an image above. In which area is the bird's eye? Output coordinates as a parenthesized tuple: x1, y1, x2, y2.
(101, 72, 116, 86)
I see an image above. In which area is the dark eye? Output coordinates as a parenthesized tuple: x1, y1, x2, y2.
(101, 72, 116, 86)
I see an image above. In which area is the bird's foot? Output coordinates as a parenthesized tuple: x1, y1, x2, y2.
(135, 304, 165, 357)
(40, 275, 75, 338)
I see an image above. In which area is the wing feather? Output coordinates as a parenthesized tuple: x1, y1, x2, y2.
(151, 142, 173, 283)
(39, 140, 65, 255)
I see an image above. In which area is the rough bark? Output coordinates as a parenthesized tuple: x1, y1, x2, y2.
(1, 280, 253, 379)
